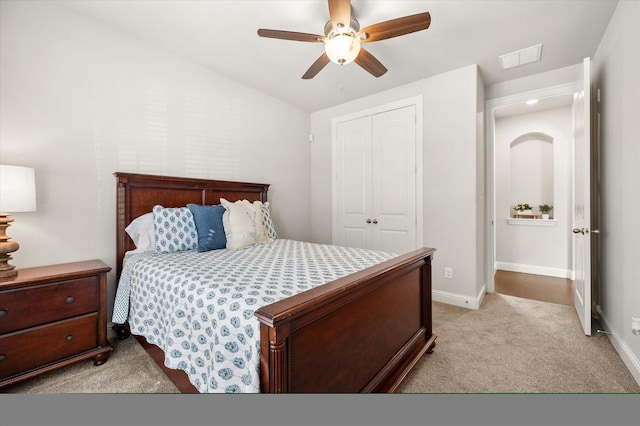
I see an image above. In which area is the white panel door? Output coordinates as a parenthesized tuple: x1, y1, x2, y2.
(335, 116, 372, 250)
(572, 57, 593, 336)
(371, 106, 417, 253)
(334, 105, 417, 254)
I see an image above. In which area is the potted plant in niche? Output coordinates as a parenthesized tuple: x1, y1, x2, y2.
(539, 204, 553, 219)
(514, 203, 533, 216)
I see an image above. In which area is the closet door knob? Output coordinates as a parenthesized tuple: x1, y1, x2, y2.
(372, 219, 378, 224)
(366, 219, 371, 223)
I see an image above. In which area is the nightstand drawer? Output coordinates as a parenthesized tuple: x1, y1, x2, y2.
(0, 277, 98, 334)
(0, 313, 98, 379)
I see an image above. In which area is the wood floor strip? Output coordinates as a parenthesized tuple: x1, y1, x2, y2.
(494, 270, 573, 306)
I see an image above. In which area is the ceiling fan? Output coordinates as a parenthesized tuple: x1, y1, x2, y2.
(257, 0, 431, 79)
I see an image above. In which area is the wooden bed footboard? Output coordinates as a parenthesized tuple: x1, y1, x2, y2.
(255, 247, 436, 393)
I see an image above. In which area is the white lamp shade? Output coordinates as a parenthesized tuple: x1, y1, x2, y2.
(0, 165, 37, 213)
(325, 34, 361, 65)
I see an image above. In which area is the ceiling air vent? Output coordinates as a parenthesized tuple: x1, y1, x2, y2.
(499, 44, 543, 70)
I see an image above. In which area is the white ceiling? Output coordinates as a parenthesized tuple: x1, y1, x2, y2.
(55, 0, 618, 112)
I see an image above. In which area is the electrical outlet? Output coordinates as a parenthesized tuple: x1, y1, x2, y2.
(444, 267, 453, 279)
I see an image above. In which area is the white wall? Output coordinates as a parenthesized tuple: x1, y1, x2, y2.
(311, 65, 486, 308)
(486, 64, 582, 101)
(494, 107, 572, 277)
(592, 0, 640, 383)
(0, 1, 312, 321)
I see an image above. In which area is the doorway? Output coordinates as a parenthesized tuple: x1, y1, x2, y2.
(486, 81, 581, 302)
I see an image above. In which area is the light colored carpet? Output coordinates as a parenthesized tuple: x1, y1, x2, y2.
(3, 334, 179, 394)
(398, 293, 640, 393)
(4, 293, 639, 394)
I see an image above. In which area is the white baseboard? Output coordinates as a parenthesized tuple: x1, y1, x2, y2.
(596, 307, 640, 386)
(496, 261, 572, 279)
(433, 284, 485, 310)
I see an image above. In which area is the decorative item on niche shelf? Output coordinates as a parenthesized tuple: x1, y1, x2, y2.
(0, 165, 37, 278)
(539, 204, 553, 220)
(514, 203, 533, 215)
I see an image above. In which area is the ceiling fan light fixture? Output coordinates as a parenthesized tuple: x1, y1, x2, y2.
(257, 2, 431, 79)
(324, 32, 361, 65)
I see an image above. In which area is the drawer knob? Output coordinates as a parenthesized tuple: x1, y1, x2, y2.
(66, 335, 74, 342)
(65, 296, 74, 304)
(0, 309, 6, 318)
(0, 354, 5, 362)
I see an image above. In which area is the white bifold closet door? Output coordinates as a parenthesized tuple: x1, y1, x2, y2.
(334, 105, 417, 254)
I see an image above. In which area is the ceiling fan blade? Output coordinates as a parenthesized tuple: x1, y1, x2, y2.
(328, 0, 351, 30)
(302, 53, 331, 79)
(354, 48, 387, 78)
(257, 29, 323, 42)
(358, 12, 431, 42)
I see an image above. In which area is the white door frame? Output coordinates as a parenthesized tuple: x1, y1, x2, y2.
(331, 96, 424, 249)
(485, 82, 580, 293)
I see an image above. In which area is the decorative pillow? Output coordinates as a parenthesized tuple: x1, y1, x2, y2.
(125, 212, 155, 251)
(187, 203, 227, 252)
(220, 198, 272, 250)
(261, 201, 278, 240)
(152, 205, 198, 253)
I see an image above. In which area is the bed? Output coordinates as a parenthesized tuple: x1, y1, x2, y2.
(112, 172, 436, 393)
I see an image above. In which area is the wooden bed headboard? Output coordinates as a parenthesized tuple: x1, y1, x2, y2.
(114, 172, 269, 278)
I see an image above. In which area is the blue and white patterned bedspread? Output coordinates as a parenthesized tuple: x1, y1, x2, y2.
(112, 239, 395, 393)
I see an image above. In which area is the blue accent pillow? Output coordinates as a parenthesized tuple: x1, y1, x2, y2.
(187, 204, 227, 252)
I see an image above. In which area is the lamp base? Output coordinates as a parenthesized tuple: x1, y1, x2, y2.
(0, 262, 17, 278)
(0, 213, 19, 278)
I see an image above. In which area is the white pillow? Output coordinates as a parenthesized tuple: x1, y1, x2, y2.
(261, 201, 278, 240)
(125, 212, 154, 251)
(220, 198, 272, 250)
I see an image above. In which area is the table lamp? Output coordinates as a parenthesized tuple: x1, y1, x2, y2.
(0, 165, 36, 278)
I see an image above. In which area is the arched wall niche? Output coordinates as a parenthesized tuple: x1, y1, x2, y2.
(509, 132, 554, 215)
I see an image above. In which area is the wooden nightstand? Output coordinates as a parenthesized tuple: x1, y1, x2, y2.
(0, 259, 112, 388)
